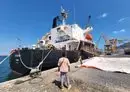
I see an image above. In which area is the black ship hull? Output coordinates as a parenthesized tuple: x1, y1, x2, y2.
(9, 41, 96, 75)
(9, 48, 82, 75)
(9, 40, 96, 75)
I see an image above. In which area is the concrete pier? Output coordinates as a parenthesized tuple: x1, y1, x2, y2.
(0, 61, 130, 92)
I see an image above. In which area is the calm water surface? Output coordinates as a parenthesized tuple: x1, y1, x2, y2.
(0, 56, 20, 83)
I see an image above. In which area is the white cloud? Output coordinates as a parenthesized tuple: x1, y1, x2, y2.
(102, 13, 107, 18)
(118, 17, 130, 23)
(113, 31, 118, 34)
(98, 13, 108, 19)
(118, 18, 125, 22)
(113, 29, 126, 34)
(120, 29, 126, 32)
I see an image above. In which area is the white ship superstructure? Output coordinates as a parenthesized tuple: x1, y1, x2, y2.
(50, 24, 93, 50)
(38, 7, 94, 52)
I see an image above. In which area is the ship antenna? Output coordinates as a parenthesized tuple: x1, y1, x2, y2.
(16, 37, 22, 48)
(73, 4, 76, 23)
(88, 15, 91, 25)
(85, 15, 91, 28)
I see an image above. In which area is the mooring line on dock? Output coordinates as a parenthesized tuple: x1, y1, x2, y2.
(18, 50, 34, 70)
(0, 52, 14, 65)
(18, 48, 53, 73)
(37, 49, 53, 71)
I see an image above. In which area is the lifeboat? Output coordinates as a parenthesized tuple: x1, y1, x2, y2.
(85, 34, 92, 41)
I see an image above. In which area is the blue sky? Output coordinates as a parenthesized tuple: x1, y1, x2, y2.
(0, 0, 130, 55)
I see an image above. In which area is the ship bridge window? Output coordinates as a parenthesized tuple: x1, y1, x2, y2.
(84, 42, 89, 46)
(57, 27, 60, 30)
(49, 36, 51, 40)
(64, 45, 66, 50)
(40, 41, 43, 43)
(69, 45, 71, 50)
(62, 45, 66, 50)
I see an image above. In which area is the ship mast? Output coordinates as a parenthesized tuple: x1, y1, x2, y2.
(60, 6, 68, 25)
(85, 15, 91, 29)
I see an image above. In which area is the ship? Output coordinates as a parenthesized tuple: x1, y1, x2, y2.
(9, 7, 96, 75)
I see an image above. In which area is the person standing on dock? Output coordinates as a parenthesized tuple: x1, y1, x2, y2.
(58, 52, 71, 90)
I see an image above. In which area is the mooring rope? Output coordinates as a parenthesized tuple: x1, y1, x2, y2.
(18, 50, 34, 70)
(18, 48, 53, 71)
(0, 52, 14, 65)
(37, 49, 53, 71)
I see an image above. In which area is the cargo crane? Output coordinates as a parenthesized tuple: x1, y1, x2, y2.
(96, 32, 130, 55)
(96, 33, 117, 55)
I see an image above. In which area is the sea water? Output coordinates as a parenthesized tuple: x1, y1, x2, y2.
(0, 56, 19, 83)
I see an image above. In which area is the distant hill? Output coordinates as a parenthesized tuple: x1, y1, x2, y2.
(0, 55, 7, 57)
(118, 42, 130, 49)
